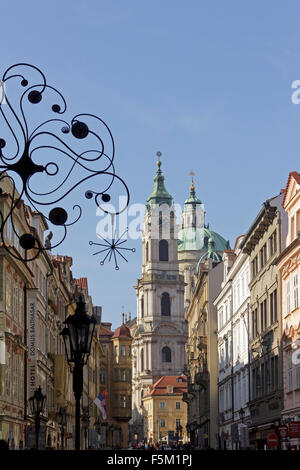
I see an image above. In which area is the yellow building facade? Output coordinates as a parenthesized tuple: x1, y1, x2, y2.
(143, 375, 188, 446)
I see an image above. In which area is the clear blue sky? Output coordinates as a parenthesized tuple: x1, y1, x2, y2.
(2, 1, 300, 327)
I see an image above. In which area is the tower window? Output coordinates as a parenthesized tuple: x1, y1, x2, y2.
(159, 239, 168, 261)
(146, 242, 149, 262)
(161, 292, 171, 316)
(162, 346, 171, 363)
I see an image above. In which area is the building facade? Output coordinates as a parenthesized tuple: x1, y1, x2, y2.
(214, 237, 250, 449)
(240, 192, 288, 450)
(142, 375, 188, 446)
(276, 172, 300, 449)
(99, 319, 132, 449)
(183, 253, 224, 449)
(131, 159, 187, 440)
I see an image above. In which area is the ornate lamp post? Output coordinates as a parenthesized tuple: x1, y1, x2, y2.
(56, 407, 67, 450)
(82, 408, 90, 450)
(28, 386, 46, 450)
(60, 297, 96, 451)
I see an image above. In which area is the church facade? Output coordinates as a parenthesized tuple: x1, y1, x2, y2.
(130, 157, 229, 442)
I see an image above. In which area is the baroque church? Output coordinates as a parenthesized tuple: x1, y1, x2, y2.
(129, 156, 229, 440)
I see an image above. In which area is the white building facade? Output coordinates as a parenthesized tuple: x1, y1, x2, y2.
(215, 236, 250, 449)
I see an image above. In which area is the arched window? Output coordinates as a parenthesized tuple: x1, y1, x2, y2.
(141, 349, 144, 372)
(159, 239, 168, 261)
(146, 242, 149, 262)
(161, 292, 171, 316)
(162, 346, 171, 363)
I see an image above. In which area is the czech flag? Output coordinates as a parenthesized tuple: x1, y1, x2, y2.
(94, 391, 107, 420)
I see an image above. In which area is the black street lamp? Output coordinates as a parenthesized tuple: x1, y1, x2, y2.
(82, 408, 90, 450)
(60, 296, 96, 451)
(56, 407, 68, 450)
(28, 386, 46, 450)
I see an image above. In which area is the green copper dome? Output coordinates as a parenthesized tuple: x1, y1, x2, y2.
(178, 226, 229, 252)
(146, 159, 172, 208)
(197, 237, 222, 265)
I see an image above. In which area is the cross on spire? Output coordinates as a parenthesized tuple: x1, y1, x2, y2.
(190, 171, 195, 191)
(156, 151, 162, 168)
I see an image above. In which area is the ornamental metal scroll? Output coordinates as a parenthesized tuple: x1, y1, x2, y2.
(0, 63, 131, 266)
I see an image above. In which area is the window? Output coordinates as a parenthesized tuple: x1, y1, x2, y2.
(120, 345, 126, 356)
(291, 216, 295, 241)
(159, 402, 166, 409)
(160, 419, 166, 428)
(13, 284, 18, 320)
(269, 231, 277, 257)
(296, 362, 300, 389)
(162, 346, 171, 363)
(114, 369, 119, 381)
(114, 345, 118, 356)
(176, 418, 181, 427)
(146, 241, 149, 262)
(260, 244, 267, 269)
(114, 394, 118, 408)
(260, 300, 267, 332)
(159, 240, 168, 261)
(252, 308, 258, 339)
(161, 292, 171, 316)
(128, 346, 131, 357)
(218, 308, 223, 329)
(294, 274, 299, 310)
(120, 369, 126, 381)
(102, 344, 107, 356)
(270, 290, 277, 324)
(252, 256, 258, 278)
(287, 281, 291, 314)
(176, 402, 181, 409)
(288, 356, 293, 392)
(120, 395, 126, 408)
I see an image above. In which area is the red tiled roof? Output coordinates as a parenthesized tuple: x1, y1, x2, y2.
(112, 323, 131, 339)
(144, 375, 187, 398)
(282, 171, 300, 208)
(99, 326, 114, 337)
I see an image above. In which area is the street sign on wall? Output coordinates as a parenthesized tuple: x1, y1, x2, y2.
(267, 432, 279, 448)
(278, 425, 288, 439)
(288, 422, 300, 438)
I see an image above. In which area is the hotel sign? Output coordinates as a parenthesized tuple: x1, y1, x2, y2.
(27, 289, 38, 397)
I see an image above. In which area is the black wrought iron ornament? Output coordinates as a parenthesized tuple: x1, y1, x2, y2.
(89, 215, 135, 270)
(0, 63, 130, 263)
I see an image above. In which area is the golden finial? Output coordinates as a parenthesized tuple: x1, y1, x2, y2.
(156, 151, 162, 168)
(190, 171, 195, 191)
